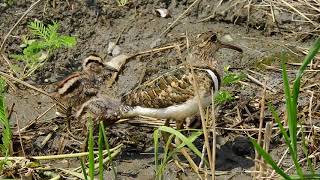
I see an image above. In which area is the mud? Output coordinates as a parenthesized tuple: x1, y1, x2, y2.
(0, 0, 319, 179)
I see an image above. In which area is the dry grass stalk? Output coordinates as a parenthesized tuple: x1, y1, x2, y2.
(260, 121, 273, 177)
(254, 80, 267, 179)
(186, 38, 213, 174)
(0, 0, 43, 51)
(268, 147, 289, 179)
(246, 73, 275, 92)
(160, 0, 201, 36)
(211, 89, 217, 180)
(284, 151, 320, 173)
(0, 71, 66, 110)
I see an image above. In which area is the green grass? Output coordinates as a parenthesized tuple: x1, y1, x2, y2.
(153, 126, 204, 180)
(214, 66, 246, 105)
(215, 90, 234, 105)
(81, 120, 118, 180)
(10, 20, 76, 79)
(251, 38, 320, 179)
(88, 119, 94, 179)
(4, 0, 15, 6)
(0, 78, 11, 172)
(116, 0, 128, 6)
(222, 66, 246, 85)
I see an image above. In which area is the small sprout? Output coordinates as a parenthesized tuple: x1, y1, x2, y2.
(10, 20, 76, 79)
(223, 66, 246, 85)
(215, 90, 234, 105)
(116, 0, 128, 6)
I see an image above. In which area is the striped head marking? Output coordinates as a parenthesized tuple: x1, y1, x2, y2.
(82, 55, 105, 73)
(56, 73, 82, 96)
(83, 55, 118, 73)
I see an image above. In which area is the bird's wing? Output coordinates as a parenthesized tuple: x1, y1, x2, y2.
(122, 66, 214, 108)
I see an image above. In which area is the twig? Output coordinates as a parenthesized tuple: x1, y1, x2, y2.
(1, 54, 18, 76)
(0, 144, 123, 161)
(160, 0, 201, 37)
(284, 151, 320, 173)
(7, 103, 15, 120)
(185, 34, 211, 174)
(280, 0, 317, 26)
(308, 91, 314, 125)
(246, 0, 253, 32)
(0, 71, 66, 110)
(0, 0, 43, 51)
(260, 121, 272, 177)
(16, 115, 26, 157)
(263, 64, 320, 72)
(213, 125, 314, 132)
(246, 73, 276, 93)
(107, 44, 182, 86)
(197, 0, 223, 22)
(18, 105, 56, 133)
(269, 147, 289, 179)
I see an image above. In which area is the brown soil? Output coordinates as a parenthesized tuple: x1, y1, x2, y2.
(0, 0, 319, 179)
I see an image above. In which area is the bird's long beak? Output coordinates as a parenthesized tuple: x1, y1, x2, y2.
(219, 42, 243, 53)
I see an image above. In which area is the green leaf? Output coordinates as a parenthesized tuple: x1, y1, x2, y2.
(214, 90, 234, 104)
(11, 20, 77, 78)
(223, 71, 246, 85)
(28, 20, 49, 40)
(59, 35, 77, 48)
(157, 126, 203, 161)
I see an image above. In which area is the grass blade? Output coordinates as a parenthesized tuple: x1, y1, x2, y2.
(98, 125, 104, 180)
(153, 129, 160, 177)
(280, 52, 295, 150)
(80, 158, 88, 180)
(100, 122, 117, 179)
(88, 119, 94, 179)
(251, 139, 292, 180)
(157, 126, 202, 161)
(281, 53, 304, 178)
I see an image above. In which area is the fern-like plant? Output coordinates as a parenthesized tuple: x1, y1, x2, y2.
(10, 20, 76, 79)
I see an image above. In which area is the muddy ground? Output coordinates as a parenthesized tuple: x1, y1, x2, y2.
(0, 0, 320, 179)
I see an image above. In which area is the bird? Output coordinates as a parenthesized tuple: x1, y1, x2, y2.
(51, 55, 118, 117)
(74, 32, 242, 171)
(75, 32, 243, 127)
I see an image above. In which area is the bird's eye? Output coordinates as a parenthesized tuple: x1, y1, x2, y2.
(210, 34, 218, 42)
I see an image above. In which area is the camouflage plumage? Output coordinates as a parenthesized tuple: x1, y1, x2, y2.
(52, 55, 117, 115)
(122, 66, 220, 109)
